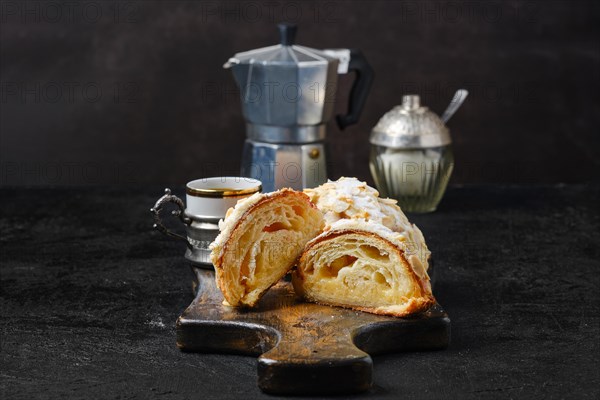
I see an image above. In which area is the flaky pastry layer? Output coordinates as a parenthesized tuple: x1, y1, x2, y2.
(209, 189, 324, 307)
(293, 220, 434, 317)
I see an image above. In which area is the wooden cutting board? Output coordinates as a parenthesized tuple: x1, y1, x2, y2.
(176, 267, 450, 395)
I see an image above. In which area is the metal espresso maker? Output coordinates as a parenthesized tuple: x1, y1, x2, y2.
(224, 24, 373, 191)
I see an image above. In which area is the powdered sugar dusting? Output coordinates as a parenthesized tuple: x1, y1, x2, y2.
(304, 177, 430, 270)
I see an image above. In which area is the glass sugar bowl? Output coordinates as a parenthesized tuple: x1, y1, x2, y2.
(369, 95, 455, 213)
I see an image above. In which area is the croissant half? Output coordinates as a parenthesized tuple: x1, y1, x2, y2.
(292, 220, 434, 317)
(210, 189, 324, 307)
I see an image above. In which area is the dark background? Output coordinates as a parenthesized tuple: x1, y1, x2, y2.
(1, 0, 599, 186)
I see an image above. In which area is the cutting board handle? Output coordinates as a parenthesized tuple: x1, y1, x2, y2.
(257, 325, 372, 394)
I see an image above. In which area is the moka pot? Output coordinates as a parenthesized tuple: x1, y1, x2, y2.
(224, 23, 374, 191)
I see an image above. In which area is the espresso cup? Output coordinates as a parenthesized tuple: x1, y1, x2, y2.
(151, 177, 262, 266)
(185, 177, 262, 218)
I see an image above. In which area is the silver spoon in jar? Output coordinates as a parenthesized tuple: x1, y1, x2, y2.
(441, 89, 469, 123)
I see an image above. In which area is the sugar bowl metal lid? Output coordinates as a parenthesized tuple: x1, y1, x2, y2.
(370, 95, 451, 149)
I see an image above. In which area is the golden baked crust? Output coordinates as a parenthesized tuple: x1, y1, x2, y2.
(292, 219, 434, 317)
(209, 189, 324, 307)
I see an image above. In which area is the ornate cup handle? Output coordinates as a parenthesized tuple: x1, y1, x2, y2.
(150, 188, 193, 249)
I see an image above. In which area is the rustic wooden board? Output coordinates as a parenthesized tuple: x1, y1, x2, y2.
(176, 267, 450, 395)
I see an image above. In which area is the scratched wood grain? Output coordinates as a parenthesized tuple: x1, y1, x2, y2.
(176, 267, 450, 395)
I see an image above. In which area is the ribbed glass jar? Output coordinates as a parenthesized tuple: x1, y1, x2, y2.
(369, 145, 454, 213)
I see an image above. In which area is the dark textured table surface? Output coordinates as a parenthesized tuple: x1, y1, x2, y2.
(1, 185, 599, 399)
